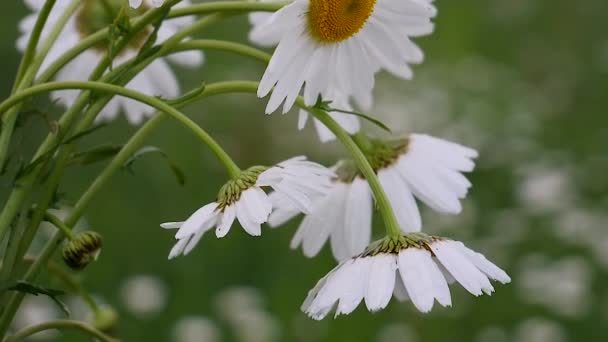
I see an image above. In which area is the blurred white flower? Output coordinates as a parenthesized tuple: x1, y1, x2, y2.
(130, 0, 165, 9)
(172, 316, 221, 342)
(163, 157, 334, 258)
(514, 318, 567, 342)
(12, 297, 61, 340)
(253, 0, 436, 114)
(475, 326, 509, 342)
(302, 236, 510, 319)
(18, 0, 202, 124)
(517, 255, 591, 318)
(120, 275, 168, 317)
(269, 134, 477, 261)
(516, 164, 575, 214)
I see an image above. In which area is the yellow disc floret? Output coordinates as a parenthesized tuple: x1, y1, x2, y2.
(308, 0, 376, 43)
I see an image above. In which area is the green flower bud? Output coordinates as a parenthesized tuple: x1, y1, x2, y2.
(62, 231, 103, 270)
(90, 305, 119, 333)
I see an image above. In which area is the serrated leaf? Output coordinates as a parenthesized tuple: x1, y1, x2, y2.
(68, 144, 123, 166)
(2, 281, 70, 316)
(124, 146, 186, 186)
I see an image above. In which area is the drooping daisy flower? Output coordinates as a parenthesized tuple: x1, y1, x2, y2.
(302, 233, 511, 319)
(254, 0, 437, 114)
(162, 157, 334, 259)
(268, 134, 477, 261)
(18, 0, 202, 124)
(129, 0, 164, 9)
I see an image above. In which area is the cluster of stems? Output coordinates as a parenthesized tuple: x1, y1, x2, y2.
(0, 1, 402, 339)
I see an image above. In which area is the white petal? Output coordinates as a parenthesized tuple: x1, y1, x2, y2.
(456, 242, 511, 284)
(216, 205, 236, 238)
(397, 248, 435, 313)
(364, 254, 397, 312)
(175, 202, 219, 239)
(343, 178, 373, 256)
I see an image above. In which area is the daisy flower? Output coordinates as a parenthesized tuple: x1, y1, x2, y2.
(268, 134, 477, 261)
(253, 0, 437, 114)
(302, 234, 511, 319)
(162, 157, 334, 259)
(18, 0, 203, 124)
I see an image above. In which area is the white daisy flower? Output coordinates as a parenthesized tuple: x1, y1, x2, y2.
(377, 133, 478, 232)
(18, 0, 203, 124)
(162, 157, 334, 259)
(268, 134, 477, 261)
(130, 0, 164, 9)
(302, 234, 511, 319)
(249, 2, 363, 142)
(253, 0, 437, 114)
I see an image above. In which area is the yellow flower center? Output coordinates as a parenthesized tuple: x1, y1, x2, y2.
(308, 0, 376, 43)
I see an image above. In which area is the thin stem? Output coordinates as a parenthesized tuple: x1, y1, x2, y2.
(35, 0, 283, 84)
(42, 212, 76, 240)
(21, 257, 101, 315)
(169, 39, 271, 63)
(12, 0, 58, 90)
(0, 0, 79, 170)
(304, 106, 403, 238)
(0, 81, 241, 178)
(168, 1, 288, 18)
(5, 320, 119, 342)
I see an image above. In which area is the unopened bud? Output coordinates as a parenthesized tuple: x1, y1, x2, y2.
(62, 231, 103, 270)
(90, 305, 119, 333)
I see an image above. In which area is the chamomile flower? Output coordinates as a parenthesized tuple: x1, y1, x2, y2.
(268, 134, 477, 261)
(302, 234, 511, 319)
(162, 157, 334, 259)
(254, 0, 437, 114)
(18, 0, 202, 124)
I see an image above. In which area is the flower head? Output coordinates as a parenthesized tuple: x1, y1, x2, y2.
(162, 157, 334, 259)
(62, 231, 103, 270)
(252, 0, 436, 114)
(18, 0, 202, 124)
(269, 134, 477, 261)
(302, 233, 511, 319)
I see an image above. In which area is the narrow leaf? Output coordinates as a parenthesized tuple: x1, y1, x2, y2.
(124, 146, 186, 186)
(3, 281, 70, 316)
(68, 145, 124, 166)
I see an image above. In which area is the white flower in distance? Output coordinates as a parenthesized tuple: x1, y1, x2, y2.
(129, 0, 164, 9)
(162, 157, 334, 259)
(18, 0, 202, 124)
(253, 0, 436, 114)
(268, 134, 477, 261)
(302, 234, 511, 319)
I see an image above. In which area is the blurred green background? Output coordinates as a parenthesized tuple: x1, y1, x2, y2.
(2, 0, 608, 341)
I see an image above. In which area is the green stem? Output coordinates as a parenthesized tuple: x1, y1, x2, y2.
(168, 1, 288, 18)
(34, 0, 282, 84)
(170, 39, 271, 63)
(21, 257, 101, 315)
(0, 81, 241, 178)
(11, 0, 58, 90)
(0, 0, 79, 171)
(4, 320, 118, 342)
(305, 106, 402, 238)
(43, 212, 76, 240)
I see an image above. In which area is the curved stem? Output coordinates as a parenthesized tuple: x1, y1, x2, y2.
(43, 212, 76, 240)
(0, 0, 79, 170)
(0, 81, 241, 178)
(304, 107, 402, 237)
(168, 1, 288, 18)
(169, 39, 271, 63)
(5, 320, 118, 342)
(35, 1, 283, 84)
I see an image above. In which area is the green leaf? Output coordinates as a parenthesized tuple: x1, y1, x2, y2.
(1, 281, 70, 316)
(124, 146, 186, 186)
(63, 123, 108, 144)
(312, 96, 392, 133)
(68, 144, 124, 166)
(162, 82, 206, 107)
